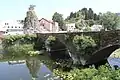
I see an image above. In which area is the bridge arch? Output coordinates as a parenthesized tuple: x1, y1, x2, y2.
(86, 44, 120, 65)
(44, 36, 71, 60)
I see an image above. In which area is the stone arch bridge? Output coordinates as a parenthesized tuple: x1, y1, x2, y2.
(36, 30, 120, 65)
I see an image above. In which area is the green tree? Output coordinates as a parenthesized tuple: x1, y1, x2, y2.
(94, 13, 97, 20)
(23, 5, 40, 34)
(85, 20, 94, 27)
(100, 12, 120, 30)
(73, 35, 96, 55)
(75, 19, 87, 30)
(52, 12, 65, 30)
(69, 12, 74, 19)
(81, 8, 88, 20)
(88, 8, 94, 19)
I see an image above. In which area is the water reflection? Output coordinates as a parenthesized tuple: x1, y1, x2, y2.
(26, 57, 41, 78)
(0, 56, 57, 80)
(108, 57, 120, 70)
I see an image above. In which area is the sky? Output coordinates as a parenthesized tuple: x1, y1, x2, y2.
(0, 0, 120, 20)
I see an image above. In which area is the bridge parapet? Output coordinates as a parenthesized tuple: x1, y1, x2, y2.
(99, 30, 120, 47)
(36, 30, 120, 52)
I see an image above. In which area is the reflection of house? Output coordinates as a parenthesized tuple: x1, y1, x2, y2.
(38, 18, 59, 32)
(0, 20, 24, 35)
(91, 25, 103, 31)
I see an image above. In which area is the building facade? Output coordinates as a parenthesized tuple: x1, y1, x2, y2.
(65, 23, 82, 32)
(38, 18, 59, 33)
(23, 18, 59, 34)
(91, 25, 103, 31)
(65, 23, 76, 32)
(0, 20, 24, 35)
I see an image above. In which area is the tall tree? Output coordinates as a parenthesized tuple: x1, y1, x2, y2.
(100, 12, 120, 30)
(81, 8, 88, 20)
(69, 12, 74, 19)
(88, 8, 94, 19)
(93, 13, 97, 20)
(23, 5, 40, 34)
(52, 12, 65, 30)
(73, 12, 77, 18)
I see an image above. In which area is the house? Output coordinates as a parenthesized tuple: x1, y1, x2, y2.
(38, 18, 59, 33)
(91, 25, 103, 31)
(0, 20, 24, 35)
(65, 23, 76, 32)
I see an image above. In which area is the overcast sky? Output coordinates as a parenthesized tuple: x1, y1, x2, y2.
(0, 0, 120, 20)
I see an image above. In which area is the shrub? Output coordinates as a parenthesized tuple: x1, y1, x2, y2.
(2, 34, 36, 48)
(53, 64, 120, 80)
(73, 35, 96, 55)
(33, 37, 44, 51)
(45, 36, 56, 47)
(5, 44, 34, 57)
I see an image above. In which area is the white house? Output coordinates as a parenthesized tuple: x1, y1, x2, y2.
(0, 20, 24, 35)
(91, 25, 103, 31)
(65, 23, 76, 32)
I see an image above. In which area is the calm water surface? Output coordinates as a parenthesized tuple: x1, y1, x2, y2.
(0, 56, 57, 80)
(108, 57, 120, 69)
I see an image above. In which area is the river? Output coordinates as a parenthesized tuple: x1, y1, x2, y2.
(0, 55, 61, 80)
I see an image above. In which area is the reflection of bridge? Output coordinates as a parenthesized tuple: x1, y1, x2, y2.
(36, 30, 120, 65)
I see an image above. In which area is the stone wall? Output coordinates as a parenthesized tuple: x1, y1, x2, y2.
(37, 30, 120, 48)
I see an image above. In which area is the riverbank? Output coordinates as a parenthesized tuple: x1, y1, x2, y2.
(53, 63, 120, 80)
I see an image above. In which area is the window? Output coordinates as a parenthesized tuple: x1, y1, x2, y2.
(5, 23, 9, 25)
(19, 27, 20, 28)
(15, 26, 17, 28)
(11, 26, 13, 28)
(8, 26, 9, 28)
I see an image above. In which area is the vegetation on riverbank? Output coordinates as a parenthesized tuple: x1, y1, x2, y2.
(2, 34, 42, 57)
(53, 63, 120, 80)
(5, 44, 34, 57)
(2, 34, 36, 48)
(2, 34, 120, 80)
